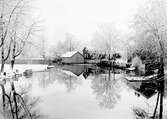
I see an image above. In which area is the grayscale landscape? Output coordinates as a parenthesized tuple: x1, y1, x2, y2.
(0, 0, 167, 119)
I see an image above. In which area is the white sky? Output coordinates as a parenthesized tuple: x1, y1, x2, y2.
(33, 0, 144, 47)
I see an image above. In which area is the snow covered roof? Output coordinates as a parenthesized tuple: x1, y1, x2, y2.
(61, 51, 81, 58)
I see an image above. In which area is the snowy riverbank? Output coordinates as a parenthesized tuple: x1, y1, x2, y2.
(1, 64, 48, 73)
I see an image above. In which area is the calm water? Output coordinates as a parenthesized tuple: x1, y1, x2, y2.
(1, 64, 167, 119)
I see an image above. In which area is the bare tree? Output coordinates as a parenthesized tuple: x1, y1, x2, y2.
(131, 0, 167, 81)
(10, 19, 38, 69)
(15, 5, 41, 68)
(0, 0, 21, 72)
(65, 32, 78, 52)
(91, 24, 120, 56)
(56, 32, 79, 54)
(0, 0, 39, 71)
(0, 0, 24, 72)
(132, 0, 167, 61)
(127, 31, 160, 62)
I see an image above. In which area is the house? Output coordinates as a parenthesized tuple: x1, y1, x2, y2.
(61, 51, 84, 64)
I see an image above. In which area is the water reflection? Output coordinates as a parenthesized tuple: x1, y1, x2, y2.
(0, 80, 44, 119)
(126, 79, 158, 99)
(1, 64, 167, 119)
(33, 68, 82, 92)
(132, 79, 165, 119)
(91, 71, 121, 109)
(59, 65, 126, 109)
(59, 65, 167, 118)
(58, 65, 126, 110)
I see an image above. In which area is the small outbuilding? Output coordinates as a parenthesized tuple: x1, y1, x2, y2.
(61, 51, 84, 64)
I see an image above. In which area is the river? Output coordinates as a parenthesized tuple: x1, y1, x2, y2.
(0, 64, 167, 119)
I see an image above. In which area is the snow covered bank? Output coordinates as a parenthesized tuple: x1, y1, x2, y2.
(2, 64, 48, 73)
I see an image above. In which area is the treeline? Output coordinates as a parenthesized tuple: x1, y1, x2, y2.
(82, 47, 121, 60)
(53, 0, 167, 67)
(127, 0, 167, 65)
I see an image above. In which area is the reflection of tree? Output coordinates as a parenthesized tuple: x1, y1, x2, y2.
(83, 68, 95, 79)
(34, 70, 54, 89)
(82, 67, 118, 79)
(58, 71, 82, 92)
(163, 77, 167, 97)
(133, 107, 151, 119)
(33, 68, 82, 92)
(133, 80, 165, 119)
(91, 73, 121, 109)
(0, 81, 45, 119)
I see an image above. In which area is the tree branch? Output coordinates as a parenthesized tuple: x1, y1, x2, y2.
(14, 21, 36, 57)
(4, 39, 13, 61)
(3, 0, 24, 43)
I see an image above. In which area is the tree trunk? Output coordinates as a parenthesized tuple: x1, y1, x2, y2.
(1, 84, 5, 110)
(158, 57, 164, 80)
(11, 82, 19, 119)
(158, 39, 164, 119)
(11, 58, 15, 70)
(159, 80, 164, 119)
(159, 89, 163, 119)
(153, 92, 160, 118)
(108, 68, 110, 80)
(1, 60, 5, 73)
(1, 43, 5, 73)
(11, 42, 16, 70)
(158, 40, 164, 79)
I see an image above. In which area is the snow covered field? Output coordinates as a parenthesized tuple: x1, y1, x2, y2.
(2, 64, 48, 73)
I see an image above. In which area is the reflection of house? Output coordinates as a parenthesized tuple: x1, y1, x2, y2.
(62, 65, 85, 76)
(61, 64, 105, 78)
(60, 63, 125, 79)
(61, 51, 84, 64)
(125, 79, 157, 99)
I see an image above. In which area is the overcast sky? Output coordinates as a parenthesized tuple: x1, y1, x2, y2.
(33, 0, 145, 47)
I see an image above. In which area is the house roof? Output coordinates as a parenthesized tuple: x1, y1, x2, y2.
(61, 51, 82, 58)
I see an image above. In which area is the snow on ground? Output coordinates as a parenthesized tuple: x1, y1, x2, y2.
(2, 64, 48, 73)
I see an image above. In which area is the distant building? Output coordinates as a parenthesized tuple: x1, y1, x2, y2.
(61, 51, 84, 64)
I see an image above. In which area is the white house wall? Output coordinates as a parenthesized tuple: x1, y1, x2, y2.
(62, 52, 84, 64)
